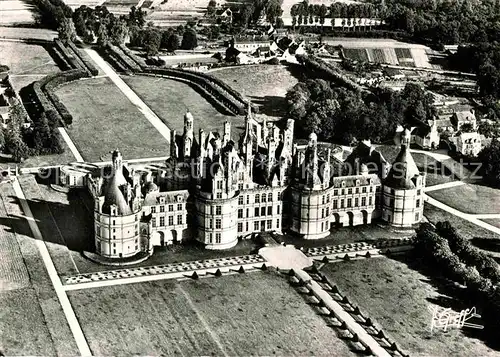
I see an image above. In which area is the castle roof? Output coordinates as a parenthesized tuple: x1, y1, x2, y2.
(384, 145, 420, 189)
(102, 171, 131, 215)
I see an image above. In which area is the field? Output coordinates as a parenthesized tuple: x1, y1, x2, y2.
(0, 40, 60, 91)
(481, 219, 500, 229)
(209, 64, 300, 119)
(68, 270, 354, 356)
(0, 1, 36, 25)
(424, 203, 500, 240)
(121, 75, 239, 140)
(55, 76, 168, 162)
(320, 256, 499, 357)
(426, 184, 500, 215)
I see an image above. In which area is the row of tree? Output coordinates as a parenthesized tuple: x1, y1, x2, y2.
(415, 222, 500, 336)
(230, 0, 284, 28)
(285, 78, 435, 145)
(129, 25, 198, 56)
(33, 0, 72, 30)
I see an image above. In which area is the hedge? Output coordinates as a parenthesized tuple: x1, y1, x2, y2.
(118, 44, 146, 69)
(107, 44, 142, 72)
(66, 41, 99, 76)
(54, 39, 88, 73)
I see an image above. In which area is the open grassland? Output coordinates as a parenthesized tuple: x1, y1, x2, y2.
(424, 203, 500, 240)
(320, 256, 499, 357)
(426, 184, 500, 215)
(55, 76, 168, 162)
(68, 270, 354, 356)
(121, 75, 239, 140)
(210, 64, 300, 119)
(0, 41, 59, 90)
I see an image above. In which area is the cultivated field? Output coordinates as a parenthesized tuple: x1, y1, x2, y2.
(426, 184, 500, 215)
(121, 75, 239, 140)
(68, 270, 355, 356)
(55, 76, 168, 162)
(210, 64, 300, 119)
(0, 40, 60, 90)
(320, 256, 499, 357)
(424, 203, 500, 240)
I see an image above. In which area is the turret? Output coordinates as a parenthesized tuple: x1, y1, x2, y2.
(223, 121, 231, 146)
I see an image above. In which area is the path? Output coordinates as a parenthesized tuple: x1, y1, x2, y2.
(58, 127, 84, 162)
(424, 180, 466, 192)
(12, 179, 92, 356)
(84, 48, 172, 142)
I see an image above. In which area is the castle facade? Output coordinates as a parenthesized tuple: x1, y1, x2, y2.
(59, 108, 425, 260)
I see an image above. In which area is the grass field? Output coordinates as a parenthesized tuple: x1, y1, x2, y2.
(426, 184, 500, 215)
(55, 76, 168, 162)
(121, 75, 239, 140)
(0, 41, 60, 90)
(320, 256, 500, 357)
(481, 219, 500, 229)
(68, 270, 354, 356)
(210, 64, 300, 119)
(424, 203, 500, 240)
(0, 0, 36, 25)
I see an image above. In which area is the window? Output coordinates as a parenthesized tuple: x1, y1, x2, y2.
(355, 188, 359, 194)
(160, 217, 165, 226)
(334, 189, 338, 195)
(238, 195, 244, 205)
(217, 181, 223, 189)
(277, 205, 280, 214)
(113, 228, 116, 233)
(216, 205, 221, 215)
(151, 207, 156, 213)
(327, 194, 330, 202)
(362, 187, 367, 193)
(177, 215, 182, 225)
(355, 198, 359, 207)
(238, 183, 243, 191)
(113, 242, 116, 247)
(168, 204, 174, 212)
(215, 233, 221, 243)
(177, 203, 182, 211)
(246, 208, 249, 218)
(255, 207, 259, 217)
(238, 209, 243, 218)
(417, 189, 421, 195)
(326, 207, 329, 216)
(277, 191, 282, 200)
(268, 193, 272, 202)
(369, 197, 373, 205)
(340, 199, 344, 208)
(209, 219, 213, 229)
(262, 194, 266, 203)
(416, 199, 420, 208)
(246, 222, 249, 231)
(169, 216, 174, 226)
(113, 220, 115, 225)
(215, 218, 221, 229)
(333, 200, 338, 209)
(152, 218, 156, 227)
(238, 222, 243, 232)
(361, 197, 366, 206)
(347, 198, 352, 207)
(276, 219, 280, 228)
(342, 189, 345, 195)
(348, 188, 352, 195)
(321, 208, 325, 218)
(267, 206, 272, 215)
(160, 205, 165, 213)
(267, 220, 272, 229)
(415, 213, 420, 221)
(246, 195, 250, 204)
(216, 192, 222, 199)
(255, 194, 260, 203)
(113, 249, 116, 255)
(261, 207, 266, 216)
(322, 196, 325, 204)
(254, 221, 259, 231)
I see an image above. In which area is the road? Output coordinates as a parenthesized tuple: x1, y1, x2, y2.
(84, 48, 172, 142)
(12, 179, 92, 356)
(58, 127, 84, 162)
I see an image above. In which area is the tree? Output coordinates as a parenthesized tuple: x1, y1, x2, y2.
(96, 22, 109, 47)
(109, 18, 128, 45)
(181, 28, 197, 50)
(143, 29, 161, 57)
(478, 139, 500, 187)
(33, 112, 52, 152)
(207, 0, 217, 17)
(0, 127, 4, 150)
(128, 6, 146, 28)
(265, 0, 283, 25)
(57, 17, 76, 42)
(460, 122, 475, 133)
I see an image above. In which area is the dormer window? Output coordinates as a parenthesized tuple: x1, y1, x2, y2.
(356, 179, 360, 186)
(341, 181, 346, 187)
(176, 195, 182, 202)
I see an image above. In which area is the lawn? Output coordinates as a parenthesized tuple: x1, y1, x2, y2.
(210, 64, 300, 119)
(0, 287, 58, 356)
(320, 256, 500, 357)
(55, 76, 168, 162)
(424, 203, 500, 240)
(0, 0, 36, 25)
(481, 219, 500, 229)
(282, 223, 413, 249)
(0, 41, 60, 91)
(68, 270, 355, 356)
(122, 75, 239, 140)
(426, 184, 500, 214)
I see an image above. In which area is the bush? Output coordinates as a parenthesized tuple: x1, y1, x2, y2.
(66, 41, 99, 76)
